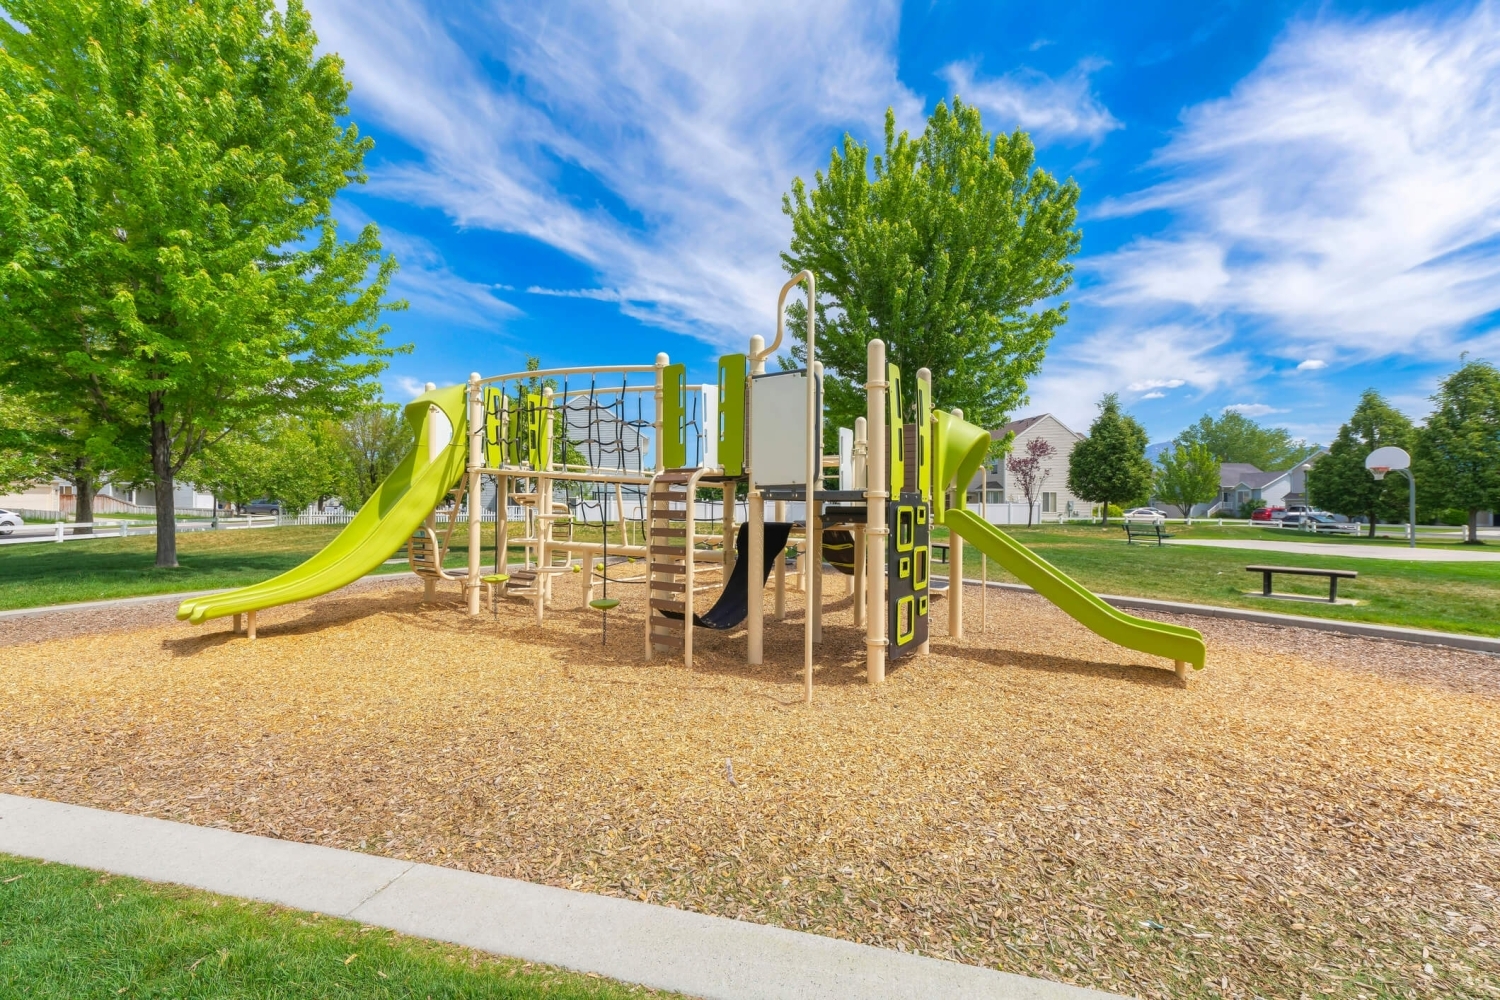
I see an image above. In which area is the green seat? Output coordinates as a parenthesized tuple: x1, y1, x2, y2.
(589, 598, 620, 611)
(481, 574, 511, 616)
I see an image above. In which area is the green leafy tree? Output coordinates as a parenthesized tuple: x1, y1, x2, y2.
(329, 404, 410, 510)
(1153, 442, 1221, 519)
(0, 392, 129, 531)
(1067, 394, 1152, 525)
(185, 417, 343, 514)
(1414, 359, 1500, 544)
(1178, 411, 1318, 470)
(781, 99, 1081, 432)
(0, 0, 404, 568)
(1305, 390, 1414, 537)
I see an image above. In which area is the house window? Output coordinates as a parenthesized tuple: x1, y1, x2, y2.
(1041, 492, 1057, 513)
(986, 490, 1004, 504)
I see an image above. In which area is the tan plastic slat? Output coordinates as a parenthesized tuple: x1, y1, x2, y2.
(649, 598, 686, 614)
(648, 632, 684, 648)
(647, 579, 686, 592)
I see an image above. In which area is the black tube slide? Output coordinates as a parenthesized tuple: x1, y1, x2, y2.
(661, 521, 794, 630)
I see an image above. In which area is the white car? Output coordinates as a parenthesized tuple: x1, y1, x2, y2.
(0, 508, 23, 537)
(1123, 507, 1168, 522)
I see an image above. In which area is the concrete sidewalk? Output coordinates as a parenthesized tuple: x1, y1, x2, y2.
(1166, 537, 1500, 561)
(0, 794, 1116, 1000)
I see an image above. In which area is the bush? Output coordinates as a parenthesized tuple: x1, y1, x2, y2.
(1106, 504, 1124, 519)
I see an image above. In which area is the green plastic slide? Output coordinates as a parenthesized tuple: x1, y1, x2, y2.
(944, 509, 1206, 670)
(177, 384, 469, 626)
(933, 407, 1205, 671)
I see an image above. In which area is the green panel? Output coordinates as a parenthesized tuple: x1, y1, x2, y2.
(717, 353, 746, 476)
(177, 384, 470, 625)
(888, 363, 904, 495)
(483, 387, 504, 467)
(663, 362, 687, 470)
(944, 508, 1207, 670)
(916, 374, 932, 504)
(525, 393, 544, 468)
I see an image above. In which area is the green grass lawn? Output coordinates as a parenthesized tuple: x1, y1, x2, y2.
(0, 524, 527, 612)
(933, 521, 1500, 637)
(0, 854, 666, 999)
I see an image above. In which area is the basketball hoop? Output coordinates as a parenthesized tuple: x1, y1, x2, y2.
(1369, 466, 1389, 481)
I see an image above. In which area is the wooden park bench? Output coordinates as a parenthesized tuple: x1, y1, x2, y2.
(1246, 564, 1358, 603)
(1123, 520, 1173, 546)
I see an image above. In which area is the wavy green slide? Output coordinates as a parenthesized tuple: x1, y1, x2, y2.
(177, 384, 469, 626)
(934, 410, 1205, 671)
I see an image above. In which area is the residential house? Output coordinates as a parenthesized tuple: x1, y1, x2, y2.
(1213, 451, 1326, 516)
(974, 414, 1089, 520)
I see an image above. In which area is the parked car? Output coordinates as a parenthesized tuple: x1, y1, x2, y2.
(1123, 507, 1168, 521)
(0, 508, 22, 536)
(1250, 506, 1284, 522)
(242, 500, 282, 515)
(1303, 513, 1360, 535)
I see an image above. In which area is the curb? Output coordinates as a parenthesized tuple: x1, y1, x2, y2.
(0, 794, 1118, 1000)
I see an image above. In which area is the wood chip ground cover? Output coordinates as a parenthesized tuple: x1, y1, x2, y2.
(2, 574, 1497, 999)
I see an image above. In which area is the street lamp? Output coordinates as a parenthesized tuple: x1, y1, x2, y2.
(1365, 445, 1415, 549)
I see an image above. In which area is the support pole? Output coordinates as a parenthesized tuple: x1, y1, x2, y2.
(467, 373, 484, 616)
(853, 416, 866, 628)
(747, 334, 765, 666)
(723, 482, 736, 581)
(748, 490, 764, 664)
(866, 340, 888, 685)
(949, 407, 965, 641)
(774, 500, 787, 618)
(246, 609, 257, 640)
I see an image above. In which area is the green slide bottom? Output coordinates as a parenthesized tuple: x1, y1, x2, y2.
(944, 509, 1206, 670)
(177, 384, 469, 626)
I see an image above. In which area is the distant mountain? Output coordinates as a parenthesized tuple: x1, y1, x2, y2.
(1145, 440, 1173, 463)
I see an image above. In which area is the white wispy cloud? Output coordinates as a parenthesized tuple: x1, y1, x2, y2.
(1028, 323, 1252, 429)
(1296, 359, 1328, 371)
(1223, 403, 1287, 418)
(335, 203, 519, 330)
(393, 376, 430, 399)
(1127, 378, 1186, 392)
(939, 58, 1121, 145)
(1141, 391, 1166, 399)
(1086, 2, 1500, 362)
(307, 0, 918, 347)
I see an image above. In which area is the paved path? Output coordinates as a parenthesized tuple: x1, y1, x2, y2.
(1167, 538, 1500, 562)
(0, 794, 1114, 1000)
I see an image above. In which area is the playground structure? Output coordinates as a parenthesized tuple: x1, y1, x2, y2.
(178, 272, 1206, 691)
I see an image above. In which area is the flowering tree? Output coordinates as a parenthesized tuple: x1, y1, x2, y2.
(1007, 437, 1056, 526)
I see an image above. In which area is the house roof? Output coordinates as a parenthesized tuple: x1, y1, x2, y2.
(991, 414, 1083, 441)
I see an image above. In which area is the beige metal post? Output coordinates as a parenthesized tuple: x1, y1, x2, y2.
(654, 353, 668, 473)
(865, 340, 888, 684)
(747, 334, 764, 665)
(722, 483, 736, 581)
(949, 407, 965, 640)
(810, 360, 823, 647)
(916, 369, 933, 656)
(852, 415, 867, 628)
(774, 500, 787, 617)
(467, 373, 484, 616)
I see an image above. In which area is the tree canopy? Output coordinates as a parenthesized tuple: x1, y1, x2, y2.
(1305, 390, 1414, 537)
(781, 99, 1080, 432)
(1414, 359, 1500, 543)
(0, 0, 403, 566)
(1153, 442, 1220, 519)
(1067, 394, 1152, 524)
(1177, 411, 1318, 471)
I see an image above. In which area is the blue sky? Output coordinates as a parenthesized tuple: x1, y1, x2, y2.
(308, 0, 1500, 447)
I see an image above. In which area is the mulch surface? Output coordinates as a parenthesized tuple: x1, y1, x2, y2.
(2, 573, 1497, 999)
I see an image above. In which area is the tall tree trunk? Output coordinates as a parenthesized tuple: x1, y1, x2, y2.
(150, 394, 178, 568)
(1367, 508, 1377, 538)
(72, 460, 94, 535)
(1468, 508, 1481, 545)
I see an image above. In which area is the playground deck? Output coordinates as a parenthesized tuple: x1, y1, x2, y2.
(2, 575, 1496, 999)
